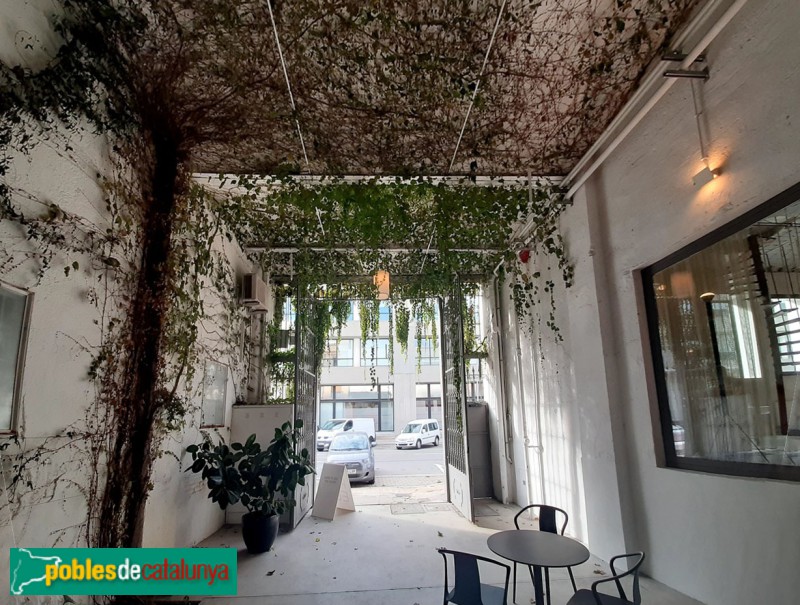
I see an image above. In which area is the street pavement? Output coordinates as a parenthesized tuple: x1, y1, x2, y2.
(315, 437, 447, 506)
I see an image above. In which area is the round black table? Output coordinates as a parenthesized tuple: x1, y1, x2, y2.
(488, 530, 589, 605)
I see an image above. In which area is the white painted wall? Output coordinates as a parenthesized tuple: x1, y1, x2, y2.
(141, 234, 254, 548)
(493, 259, 588, 543)
(1, 5, 113, 597)
(563, 1, 800, 603)
(0, 0, 255, 579)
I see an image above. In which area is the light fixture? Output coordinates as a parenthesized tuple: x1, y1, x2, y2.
(693, 166, 719, 188)
(663, 58, 720, 188)
(689, 77, 719, 188)
(669, 271, 696, 298)
(373, 270, 390, 300)
(699, 291, 716, 302)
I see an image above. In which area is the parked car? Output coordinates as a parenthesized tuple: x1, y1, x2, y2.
(316, 417, 376, 451)
(317, 418, 352, 451)
(395, 418, 440, 449)
(326, 431, 375, 484)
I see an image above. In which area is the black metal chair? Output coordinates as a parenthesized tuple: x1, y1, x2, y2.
(512, 504, 577, 603)
(438, 547, 511, 605)
(566, 552, 645, 605)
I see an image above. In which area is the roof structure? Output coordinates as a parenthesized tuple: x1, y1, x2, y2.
(193, 0, 701, 177)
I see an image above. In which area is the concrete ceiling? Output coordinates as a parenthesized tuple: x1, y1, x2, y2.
(194, 0, 701, 177)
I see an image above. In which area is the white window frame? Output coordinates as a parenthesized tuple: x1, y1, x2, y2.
(0, 281, 33, 434)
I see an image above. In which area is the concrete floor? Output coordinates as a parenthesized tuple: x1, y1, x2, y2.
(196, 476, 704, 605)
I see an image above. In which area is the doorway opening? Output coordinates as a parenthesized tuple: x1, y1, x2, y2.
(242, 280, 498, 524)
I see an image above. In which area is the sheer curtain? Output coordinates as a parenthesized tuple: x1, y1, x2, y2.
(654, 232, 788, 464)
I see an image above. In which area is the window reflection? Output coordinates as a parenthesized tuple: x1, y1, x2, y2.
(647, 194, 800, 474)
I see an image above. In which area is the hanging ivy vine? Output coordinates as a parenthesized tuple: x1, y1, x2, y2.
(211, 175, 574, 342)
(0, 0, 696, 577)
(395, 301, 411, 357)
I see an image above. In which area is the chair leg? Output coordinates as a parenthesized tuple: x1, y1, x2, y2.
(567, 566, 577, 593)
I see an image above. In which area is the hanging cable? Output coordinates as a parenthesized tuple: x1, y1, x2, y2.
(448, 0, 508, 173)
(266, 0, 310, 167)
(419, 231, 436, 273)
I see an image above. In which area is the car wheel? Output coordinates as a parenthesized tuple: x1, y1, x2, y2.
(434, 436, 440, 446)
(415, 439, 422, 449)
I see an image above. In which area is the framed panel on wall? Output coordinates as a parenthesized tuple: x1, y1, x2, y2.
(201, 360, 229, 428)
(642, 182, 800, 481)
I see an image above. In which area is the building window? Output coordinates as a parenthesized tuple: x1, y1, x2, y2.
(319, 384, 394, 431)
(201, 360, 228, 427)
(323, 338, 354, 367)
(772, 298, 800, 374)
(415, 383, 442, 423)
(418, 337, 439, 365)
(361, 338, 390, 366)
(378, 302, 391, 321)
(280, 296, 296, 330)
(0, 283, 31, 432)
(642, 182, 800, 481)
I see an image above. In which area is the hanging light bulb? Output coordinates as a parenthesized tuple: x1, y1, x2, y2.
(373, 270, 390, 300)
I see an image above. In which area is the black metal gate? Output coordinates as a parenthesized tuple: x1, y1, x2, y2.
(290, 296, 318, 529)
(440, 277, 473, 521)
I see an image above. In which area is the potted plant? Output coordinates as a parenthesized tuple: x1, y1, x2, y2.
(186, 420, 314, 554)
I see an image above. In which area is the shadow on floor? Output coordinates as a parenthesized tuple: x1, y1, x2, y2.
(194, 496, 703, 605)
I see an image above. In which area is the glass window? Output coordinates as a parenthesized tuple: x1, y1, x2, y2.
(280, 296, 296, 330)
(323, 339, 354, 367)
(319, 401, 334, 425)
(318, 384, 394, 431)
(379, 302, 391, 321)
(643, 185, 800, 480)
(330, 432, 369, 451)
(201, 360, 228, 427)
(361, 338, 390, 366)
(0, 284, 30, 432)
(772, 298, 800, 373)
(415, 382, 442, 422)
(418, 337, 439, 366)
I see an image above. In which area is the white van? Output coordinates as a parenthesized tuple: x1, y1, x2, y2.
(317, 417, 376, 451)
(395, 418, 440, 449)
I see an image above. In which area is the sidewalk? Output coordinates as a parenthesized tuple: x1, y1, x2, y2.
(196, 482, 704, 605)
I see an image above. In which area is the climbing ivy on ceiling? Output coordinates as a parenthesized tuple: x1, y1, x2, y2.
(206, 174, 573, 343)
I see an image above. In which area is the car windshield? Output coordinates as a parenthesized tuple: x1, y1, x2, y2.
(330, 433, 369, 451)
(321, 420, 346, 431)
(401, 424, 422, 434)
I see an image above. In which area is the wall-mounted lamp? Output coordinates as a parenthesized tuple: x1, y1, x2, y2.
(663, 54, 720, 188)
(670, 271, 696, 298)
(693, 166, 719, 188)
(373, 270, 390, 300)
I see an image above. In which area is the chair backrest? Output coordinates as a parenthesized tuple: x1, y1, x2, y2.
(438, 548, 510, 605)
(605, 552, 645, 604)
(513, 504, 568, 535)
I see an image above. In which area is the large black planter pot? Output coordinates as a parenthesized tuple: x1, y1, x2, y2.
(242, 512, 280, 554)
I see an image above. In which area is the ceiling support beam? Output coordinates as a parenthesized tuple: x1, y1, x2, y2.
(560, 0, 749, 202)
